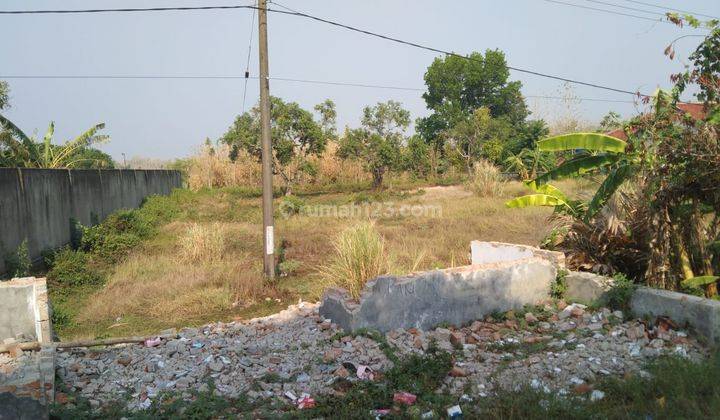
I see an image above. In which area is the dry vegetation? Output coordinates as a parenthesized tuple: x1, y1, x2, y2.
(185, 142, 371, 191)
(59, 178, 591, 339)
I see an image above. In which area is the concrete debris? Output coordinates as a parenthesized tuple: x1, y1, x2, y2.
(46, 302, 707, 412)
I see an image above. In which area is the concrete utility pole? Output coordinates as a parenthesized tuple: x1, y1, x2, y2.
(258, 0, 275, 278)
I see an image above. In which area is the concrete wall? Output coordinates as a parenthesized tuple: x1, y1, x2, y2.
(0, 168, 182, 274)
(320, 257, 557, 333)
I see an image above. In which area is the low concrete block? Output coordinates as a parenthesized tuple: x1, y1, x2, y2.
(565, 271, 614, 304)
(320, 258, 556, 332)
(470, 241, 565, 270)
(631, 287, 720, 345)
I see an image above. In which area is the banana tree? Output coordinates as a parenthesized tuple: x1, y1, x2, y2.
(508, 132, 638, 222)
(0, 115, 109, 168)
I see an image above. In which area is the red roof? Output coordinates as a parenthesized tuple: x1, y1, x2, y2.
(605, 102, 707, 141)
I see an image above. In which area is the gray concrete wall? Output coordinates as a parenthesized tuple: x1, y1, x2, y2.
(0, 168, 182, 274)
(320, 257, 557, 333)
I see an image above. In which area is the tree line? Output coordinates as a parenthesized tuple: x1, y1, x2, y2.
(221, 49, 564, 193)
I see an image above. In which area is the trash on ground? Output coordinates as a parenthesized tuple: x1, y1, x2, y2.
(393, 391, 417, 405)
(447, 404, 463, 419)
(144, 337, 162, 347)
(357, 364, 375, 380)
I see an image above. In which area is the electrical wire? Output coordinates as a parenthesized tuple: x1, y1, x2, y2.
(241, 1, 257, 114)
(0, 74, 636, 103)
(0, 2, 653, 97)
(582, 0, 667, 17)
(267, 2, 646, 97)
(620, 0, 719, 20)
(542, 0, 670, 23)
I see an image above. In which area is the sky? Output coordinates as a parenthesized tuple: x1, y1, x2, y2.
(1, 0, 718, 161)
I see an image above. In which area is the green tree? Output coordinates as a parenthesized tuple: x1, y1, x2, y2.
(446, 107, 514, 173)
(417, 50, 528, 147)
(338, 100, 410, 189)
(222, 97, 327, 195)
(314, 99, 337, 140)
(599, 111, 623, 131)
(402, 135, 431, 178)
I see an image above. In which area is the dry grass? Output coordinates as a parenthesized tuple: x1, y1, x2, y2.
(320, 222, 388, 299)
(178, 222, 227, 263)
(186, 141, 369, 191)
(465, 160, 506, 197)
(187, 144, 262, 190)
(64, 178, 593, 339)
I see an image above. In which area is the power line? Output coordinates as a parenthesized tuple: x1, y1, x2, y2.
(266, 3, 646, 97)
(620, 0, 719, 20)
(0, 74, 636, 103)
(241, 1, 257, 113)
(582, 0, 666, 17)
(542, 0, 671, 23)
(0, 3, 648, 97)
(0, 5, 255, 14)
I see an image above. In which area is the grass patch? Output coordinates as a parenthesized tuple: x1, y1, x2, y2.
(45, 179, 589, 339)
(320, 222, 388, 300)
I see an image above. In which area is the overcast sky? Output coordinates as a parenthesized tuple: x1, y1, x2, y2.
(1, 0, 718, 160)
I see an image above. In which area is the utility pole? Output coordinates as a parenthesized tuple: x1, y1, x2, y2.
(258, 0, 275, 278)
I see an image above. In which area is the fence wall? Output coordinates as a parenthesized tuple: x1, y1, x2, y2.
(0, 168, 182, 274)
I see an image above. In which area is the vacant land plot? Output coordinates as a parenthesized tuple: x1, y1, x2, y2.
(54, 179, 592, 339)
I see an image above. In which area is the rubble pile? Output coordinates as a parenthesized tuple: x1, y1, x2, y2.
(55, 301, 706, 411)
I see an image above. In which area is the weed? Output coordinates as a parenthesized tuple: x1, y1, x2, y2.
(178, 223, 226, 263)
(279, 195, 306, 216)
(47, 248, 103, 286)
(603, 272, 637, 311)
(4, 239, 31, 278)
(551, 269, 568, 299)
(320, 222, 388, 299)
(466, 160, 505, 197)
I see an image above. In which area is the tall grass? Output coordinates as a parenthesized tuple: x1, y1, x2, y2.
(179, 223, 227, 263)
(466, 160, 506, 197)
(187, 144, 262, 190)
(321, 222, 388, 299)
(186, 142, 370, 192)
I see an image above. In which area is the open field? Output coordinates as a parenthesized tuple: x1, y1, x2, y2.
(52, 178, 593, 340)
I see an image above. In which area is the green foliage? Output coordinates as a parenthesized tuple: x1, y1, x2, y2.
(47, 248, 103, 286)
(338, 100, 410, 188)
(0, 119, 110, 168)
(402, 134, 432, 178)
(0, 80, 9, 110)
(536, 132, 627, 153)
(418, 49, 528, 144)
(603, 273, 637, 311)
(4, 239, 31, 278)
(279, 195, 306, 216)
(222, 96, 330, 193)
(551, 269, 568, 299)
(681, 275, 719, 288)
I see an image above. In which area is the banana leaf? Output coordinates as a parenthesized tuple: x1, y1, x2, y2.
(538, 133, 627, 153)
(585, 164, 636, 221)
(681, 276, 719, 288)
(533, 154, 621, 186)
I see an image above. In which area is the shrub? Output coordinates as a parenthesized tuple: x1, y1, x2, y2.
(603, 272, 637, 311)
(466, 160, 505, 197)
(4, 239, 31, 278)
(47, 248, 103, 286)
(279, 195, 306, 217)
(179, 223, 226, 263)
(320, 222, 388, 299)
(80, 203, 172, 264)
